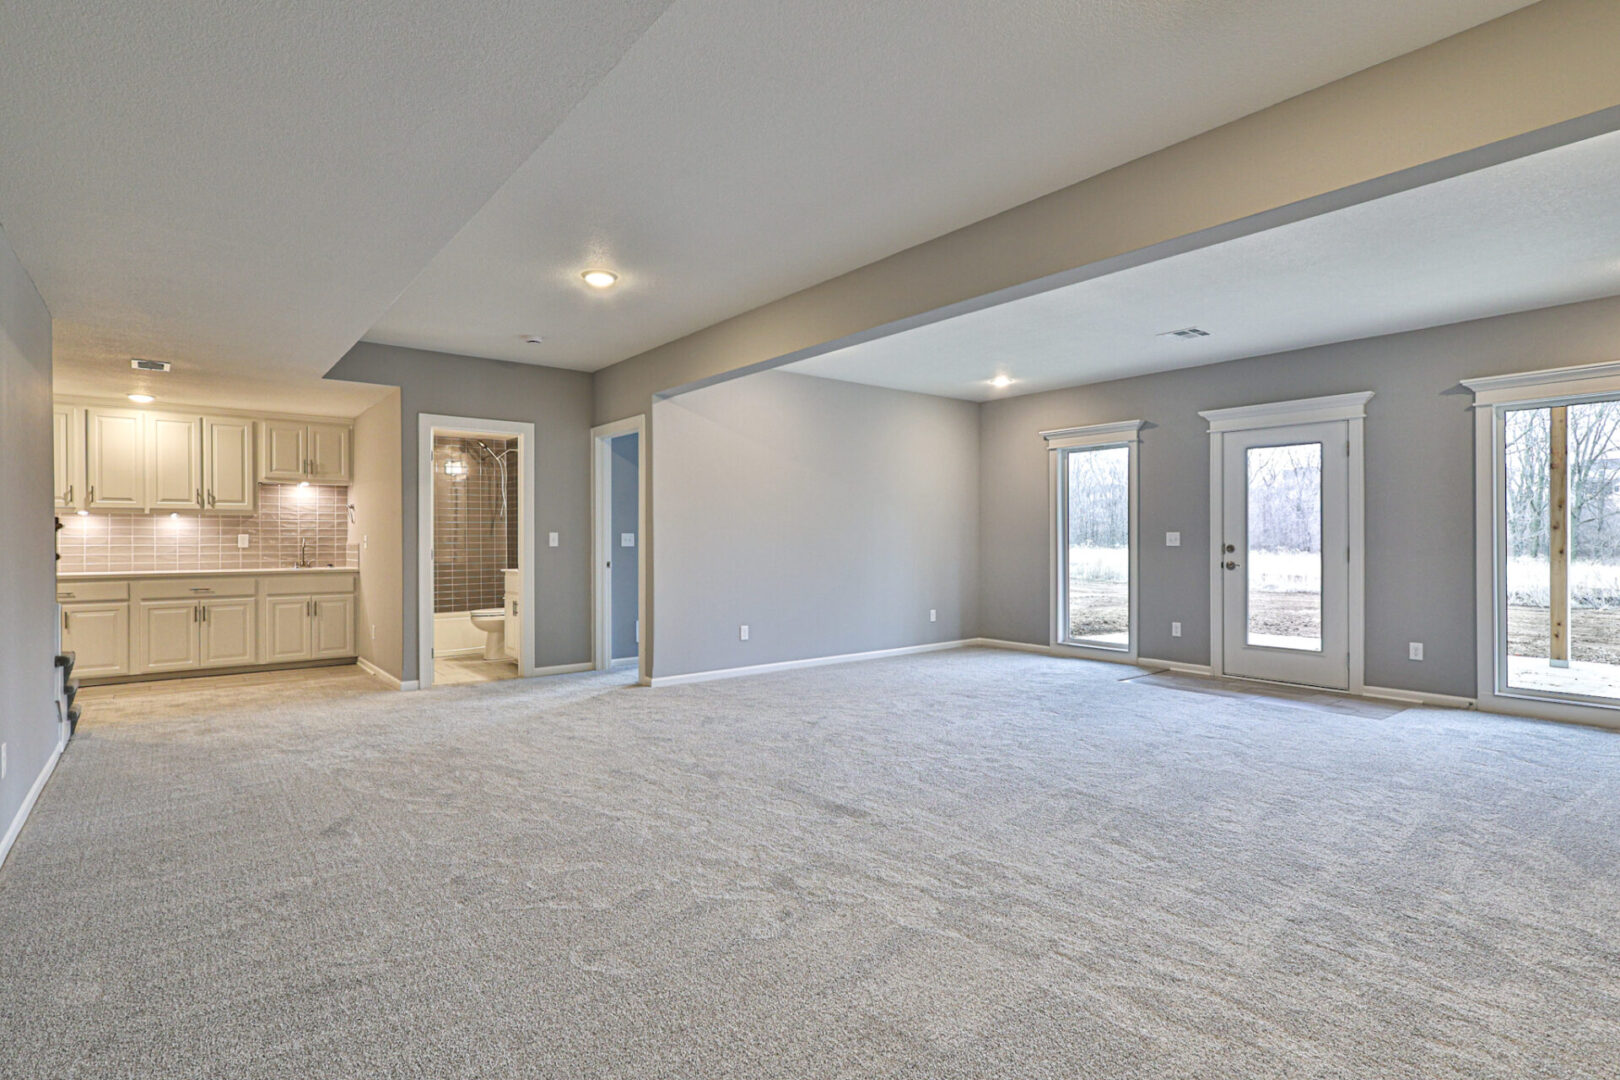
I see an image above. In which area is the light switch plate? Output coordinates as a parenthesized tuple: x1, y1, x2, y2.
(1165, 531, 1181, 547)
(621, 533, 635, 548)
(548, 532, 559, 548)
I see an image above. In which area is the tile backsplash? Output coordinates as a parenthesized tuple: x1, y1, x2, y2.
(57, 483, 358, 574)
(432, 435, 519, 613)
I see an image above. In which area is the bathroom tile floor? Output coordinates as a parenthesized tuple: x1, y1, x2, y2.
(433, 656, 520, 685)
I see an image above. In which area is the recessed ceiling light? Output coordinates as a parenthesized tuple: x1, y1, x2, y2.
(128, 393, 155, 403)
(75, 509, 88, 516)
(990, 374, 1014, 389)
(522, 335, 545, 345)
(581, 269, 619, 289)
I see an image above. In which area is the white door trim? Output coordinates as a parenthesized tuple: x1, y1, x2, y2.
(1203, 393, 1369, 693)
(417, 414, 536, 689)
(1045, 420, 1142, 662)
(591, 415, 647, 683)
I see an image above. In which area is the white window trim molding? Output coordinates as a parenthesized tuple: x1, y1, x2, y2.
(1465, 362, 1620, 729)
(1201, 393, 1370, 693)
(1045, 420, 1142, 662)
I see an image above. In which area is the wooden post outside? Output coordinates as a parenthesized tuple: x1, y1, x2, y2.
(1550, 405, 1570, 668)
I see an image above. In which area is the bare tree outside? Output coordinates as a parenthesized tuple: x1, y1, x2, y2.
(1065, 445, 1128, 644)
(1244, 442, 1323, 650)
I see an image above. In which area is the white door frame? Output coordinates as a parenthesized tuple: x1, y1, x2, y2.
(1201, 392, 1370, 693)
(417, 414, 536, 689)
(591, 415, 647, 681)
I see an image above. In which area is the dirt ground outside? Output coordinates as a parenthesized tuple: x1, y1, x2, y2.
(1067, 581, 1324, 643)
(1508, 605, 1620, 666)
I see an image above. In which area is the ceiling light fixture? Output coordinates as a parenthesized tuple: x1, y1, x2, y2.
(581, 269, 619, 289)
(76, 510, 88, 517)
(990, 374, 1014, 389)
(128, 393, 155, 404)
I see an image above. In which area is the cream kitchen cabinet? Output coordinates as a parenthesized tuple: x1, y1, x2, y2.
(202, 415, 256, 512)
(260, 419, 350, 484)
(137, 599, 204, 672)
(134, 577, 259, 673)
(200, 596, 258, 667)
(145, 412, 205, 511)
(264, 592, 354, 662)
(53, 403, 84, 511)
(85, 407, 147, 510)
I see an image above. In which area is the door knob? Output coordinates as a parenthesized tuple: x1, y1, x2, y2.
(1224, 560, 1240, 570)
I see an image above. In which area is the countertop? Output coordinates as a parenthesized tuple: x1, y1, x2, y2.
(59, 566, 358, 580)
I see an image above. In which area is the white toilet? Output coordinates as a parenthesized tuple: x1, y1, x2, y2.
(469, 609, 506, 660)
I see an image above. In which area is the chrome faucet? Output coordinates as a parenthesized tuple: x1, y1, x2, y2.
(296, 538, 313, 568)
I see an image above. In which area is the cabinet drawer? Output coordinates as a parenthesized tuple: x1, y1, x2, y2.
(262, 573, 355, 596)
(56, 580, 129, 602)
(133, 576, 256, 601)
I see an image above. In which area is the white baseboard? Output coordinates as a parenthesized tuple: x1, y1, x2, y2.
(533, 661, 594, 677)
(356, 656, 409, 690)
(648, 639, 974, 687)
(1, 738, 64, 872)
(432, 646, 487, 660)
(968, 637, 1054, 655)
(1360, 685, 1476, 709)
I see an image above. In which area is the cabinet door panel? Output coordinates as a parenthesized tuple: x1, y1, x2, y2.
(311, 594, 355, 658)
(146, 413, 204, 510)
(62, 602, 130, 677)
(260, 421, 308, 483)
(54, 404, 82, 510)
(201, 598, 257, 667)
(86, 408, 146, 509)
(139, 600, 201, 672)
(203, 416, 255, 512)
(307, 423, 351, 484)
(264, 596, 313, 662)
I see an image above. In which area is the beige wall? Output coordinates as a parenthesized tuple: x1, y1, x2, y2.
(351, 389, 404, 681)
(0, 222, 56, 857)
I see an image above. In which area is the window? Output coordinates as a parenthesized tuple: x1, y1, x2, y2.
(1045, 421, 1141, 658)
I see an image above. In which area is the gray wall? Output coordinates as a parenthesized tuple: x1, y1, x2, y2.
(611, 432, 639, 660)
(351, 389, 404, 681)
(652, 371, 978, 678)
(327, 343, 592, 680)
(0, 223, 56, 851)
(980, 293, 1620, 698)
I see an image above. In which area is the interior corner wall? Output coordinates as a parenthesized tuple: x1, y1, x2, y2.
(351, 389, 404, 681)
(979, 293, 1620, 699)
(325, 342, 592, 681)
(0, 223, 57, 859)
(651, 370, 978, 679)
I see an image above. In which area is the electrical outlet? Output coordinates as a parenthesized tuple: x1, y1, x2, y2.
(930, 609, 937, 622)
(1165, 531, 1181, 547)
(1171, 621, 1182, 638)
(1409, 642, 1424, 661)
(739, 624, 750, 641)
(237, 533, 250, 549)
(548, 532, 559, 548)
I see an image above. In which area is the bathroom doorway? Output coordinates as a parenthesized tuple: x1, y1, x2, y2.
(417, 415, 536, 689)
(592, 416, 645, 679)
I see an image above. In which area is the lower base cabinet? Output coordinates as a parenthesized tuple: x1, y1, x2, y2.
(61, 601, 131, 678)
(57, 572, 357, 681)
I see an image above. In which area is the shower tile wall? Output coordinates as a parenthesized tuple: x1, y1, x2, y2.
(433, 435, 519, 613)
(57, 483, 356, 574)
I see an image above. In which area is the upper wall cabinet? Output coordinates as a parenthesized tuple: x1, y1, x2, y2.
(53, 403, 84, 511)
(261, 420, 351, 484)
(86, 407, 147, 510)
(203, 416, 256, 512)
(146, 412, 205, 510)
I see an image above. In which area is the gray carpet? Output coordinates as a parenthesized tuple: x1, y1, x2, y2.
(3, 649, 1619, 1078)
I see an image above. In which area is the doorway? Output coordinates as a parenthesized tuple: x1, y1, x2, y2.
(416, 415, 536, 689)
(591, 416, 646, 678)
(1203, 394, 1369, 692)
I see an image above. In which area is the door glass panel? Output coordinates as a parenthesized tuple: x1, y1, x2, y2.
(1504, 400, 1620, 700)
(1245, 443, 1322, 651)
(1064, 444, 1129, 648)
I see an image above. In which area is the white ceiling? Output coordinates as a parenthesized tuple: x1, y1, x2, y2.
(789, 128, 1620, 400)
(364, 0, 1535, 371)
(1, 0, 673, 413)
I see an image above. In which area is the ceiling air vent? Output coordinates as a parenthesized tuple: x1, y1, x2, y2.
(130, 358, 172, 372)
(1158, 327, 1210, 340)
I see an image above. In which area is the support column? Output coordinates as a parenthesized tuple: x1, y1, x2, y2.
(1550, 405, 1570, 668)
